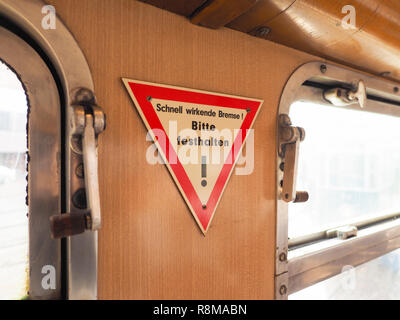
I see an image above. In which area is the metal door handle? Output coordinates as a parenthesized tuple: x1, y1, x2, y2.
(82, 113, 101, 230)
(50, 95, 105, 239)
(278, 114, 308, 203)
(323, 80, 367, 108)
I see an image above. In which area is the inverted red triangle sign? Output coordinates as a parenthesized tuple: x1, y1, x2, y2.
(123, 78, 263, 234)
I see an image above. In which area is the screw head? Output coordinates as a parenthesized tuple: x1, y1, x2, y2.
(255, 26, 271, 38)
(279, 285, 287, 295)
(279, 252, 287, 262)
(72, 188, 87, 209)
(75, 88, 95, 105)
(320, 64, 327, 74)
(75, 163, 84, 179)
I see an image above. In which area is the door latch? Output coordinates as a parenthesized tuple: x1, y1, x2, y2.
(278, 114, 308, 203)
(50, 89, 106, 239)
(323, 80, 367, 109)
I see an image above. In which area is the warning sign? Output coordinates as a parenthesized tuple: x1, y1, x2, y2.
(123, 79, 263, 234)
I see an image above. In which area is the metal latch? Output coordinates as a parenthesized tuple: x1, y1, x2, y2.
(323, 80, 367, 108)
(50, 89, 105, 239)
(326, 225, 358, 240)
(278, 114, 309, 203)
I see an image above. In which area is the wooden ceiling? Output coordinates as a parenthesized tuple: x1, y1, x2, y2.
(139, 0, 400, 82)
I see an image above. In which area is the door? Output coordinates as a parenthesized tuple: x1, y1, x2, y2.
(0, 0, 103, 300)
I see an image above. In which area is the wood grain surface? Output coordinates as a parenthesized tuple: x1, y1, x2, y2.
(191, 0, 258, 29)
(139, 0, 207, 17)
(227, 0, 296, 33)
(47, 0, 315, 299)
(229, 0, 400, 81)
(139, 0, 400, 82)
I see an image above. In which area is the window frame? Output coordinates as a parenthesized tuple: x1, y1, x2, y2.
(0, 0, 98, 299)
(0, 25, 61, 300)
(276, 61, 400, 299)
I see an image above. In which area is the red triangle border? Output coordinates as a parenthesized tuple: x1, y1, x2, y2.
(123, 79, 263, 234)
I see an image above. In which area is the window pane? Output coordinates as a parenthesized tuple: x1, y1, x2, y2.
(0, 61, 28, 299)
(289, 101, 400, 238)
(290, 249, 400, 300)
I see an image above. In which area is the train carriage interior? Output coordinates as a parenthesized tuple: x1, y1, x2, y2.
(1, 0, 400, 306)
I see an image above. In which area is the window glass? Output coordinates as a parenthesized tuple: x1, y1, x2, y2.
(289, 101, 400, 239)
(290, 248, 400, 300)
(0, 61, 28, 299)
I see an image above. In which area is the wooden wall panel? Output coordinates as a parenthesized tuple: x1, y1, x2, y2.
(139, 0, 207, 17)
(227, 0, 296, 33)
(228, 0, 400, 81)
(253, 0, 380, 56)
(47, 0, 315, 299)
(137, 0, 400, 82)
(191, 0, 258, 29)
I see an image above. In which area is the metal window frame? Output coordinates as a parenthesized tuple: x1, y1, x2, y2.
(275, 61, 400, 300)
(0, 0, 98, 299)
(0, 25, 61, 300)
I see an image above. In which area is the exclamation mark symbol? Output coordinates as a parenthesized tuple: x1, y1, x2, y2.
(201, 156, 207, 187)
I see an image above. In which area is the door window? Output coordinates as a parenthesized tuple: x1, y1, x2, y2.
(0, 60, 28, 299)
